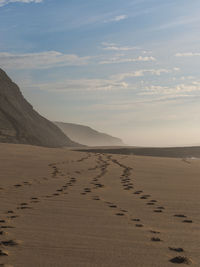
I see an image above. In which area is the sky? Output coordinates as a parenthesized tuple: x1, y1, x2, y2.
(1, 0, 200, 146)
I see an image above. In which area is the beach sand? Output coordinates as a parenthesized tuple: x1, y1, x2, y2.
(0, 143, 199, 266)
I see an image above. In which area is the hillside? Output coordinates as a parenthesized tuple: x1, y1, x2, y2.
(0, 68, 78, 147)
(54, 122, 124, 146)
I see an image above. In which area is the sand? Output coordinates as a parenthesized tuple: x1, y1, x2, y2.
(0, 143, 199, 266)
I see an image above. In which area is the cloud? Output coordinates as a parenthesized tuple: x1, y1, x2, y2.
(0, 0, 42, 7)
(139, 81, 200, 96)
(99, 56, 156, 65)
(175, 52, 200, 57)
(112, 68, 179, 81)
(102, 42, 139, 51)
(0, 51, 90, 69)
(104, 15, 127, 23)
(24, 67, 180, 93)
(26, 78, 129, 92)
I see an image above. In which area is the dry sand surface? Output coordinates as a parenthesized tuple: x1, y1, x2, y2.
(0, 143, 200, 266)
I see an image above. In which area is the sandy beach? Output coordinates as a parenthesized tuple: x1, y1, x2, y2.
(0, 143, 199, 266)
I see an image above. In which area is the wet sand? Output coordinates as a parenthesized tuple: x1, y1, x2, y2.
(0, 143, 200, 266)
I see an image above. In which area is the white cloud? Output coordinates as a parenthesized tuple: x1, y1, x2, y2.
(175, 52, 200, 57)
(0, 51, 90, 69)
(102, 42, 139, 51)
(112, 68, 178, 81)
(180, 76, 194, 81)
(26, 78, 129, 92)
(104, 15, 127, 23)
(99, 56, 156, 65)
(27, 67, 179, 92)
(139, 81, 200, 96)
(0, 0, 42, 7)
(173, 67, 180, 71)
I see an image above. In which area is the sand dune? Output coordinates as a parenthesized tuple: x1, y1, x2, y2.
(0, 143, 200, 266)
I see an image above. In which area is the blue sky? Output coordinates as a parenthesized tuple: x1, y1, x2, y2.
(1, 0, 200, 146)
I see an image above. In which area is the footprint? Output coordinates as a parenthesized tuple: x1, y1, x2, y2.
(147, 202, 155, 205)
(125, 187, 133, 190)
(150, 230, 160, 234)
(95, 184, 104, 188)
(84, 188, 91, 193)
(0, 226, 15, 229)
(132, 219, 140, 222)
(109, 205, 117, 208)
(7, 215, 19, 219)
(154, 209, 163, 213)
(169, 247, 184, 252)
(93, 197, 100, 201)
(18, 206, 32, 210)
(0, 220, 6, 223)
(14, 184, 22, 187)
(140, 196, 148, 199)
(169, 256, 191, 264)
(1, 240, 18, 246)
(135, 224, 143, 227)
(120, 209, 128, 213)
(151, 237, 162, 242)
(0, 249, 8, 256)
(174, 214, 187, 218)
(134, 191, 142, 195)
(6, 211, 14, 214)
(182, 220, 193, 223)
(115, 213, 125, 216)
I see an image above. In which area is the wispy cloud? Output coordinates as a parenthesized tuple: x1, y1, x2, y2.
(139, 81, 200, 96)
(0, 0, 42, 7)
(0, 51, 90, 69)
(112, 68, 179, 81)
(99, 55, 156, 65)
(25, 79, 129, 92)
(175, 52, 200, 57)
(23, 67, 180, 93)
(104, 14, 127, 23)
(102, 42, 139, 51)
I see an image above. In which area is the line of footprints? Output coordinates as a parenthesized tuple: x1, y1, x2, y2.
(80, 154, 193, 265)
(0, 155, 92, 267)
(0, 153, 194, 265)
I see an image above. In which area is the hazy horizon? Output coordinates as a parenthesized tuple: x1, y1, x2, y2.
(1, 0, 200, 147)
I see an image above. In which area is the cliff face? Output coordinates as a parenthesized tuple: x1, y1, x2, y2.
(0, 69, 78, 147)
(54, 122, 124, 147)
